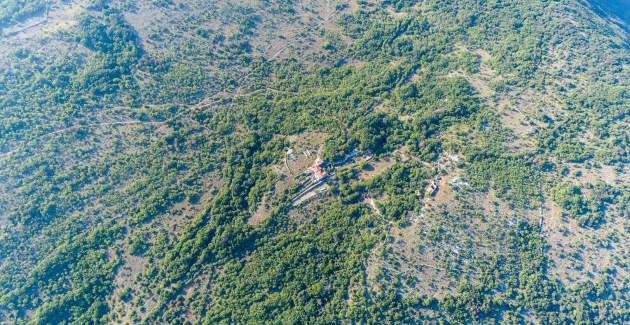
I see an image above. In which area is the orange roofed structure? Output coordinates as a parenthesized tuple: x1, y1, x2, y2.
(308, 157, 327, 181)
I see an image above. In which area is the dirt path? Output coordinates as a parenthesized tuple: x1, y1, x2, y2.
(0, 120, 165, 160)
(0, 93, 230, 161)
(0, 2, 343, 163)
(367, 197, 382, 217)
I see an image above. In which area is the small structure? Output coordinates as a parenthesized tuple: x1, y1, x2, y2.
(286, 148, 295, 160)
(449, 176, 468, 192)
(426, 179, 439, 197)
(308, 157, 327, 181)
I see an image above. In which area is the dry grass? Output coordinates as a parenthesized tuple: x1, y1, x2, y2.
(565, 163, 627, 186)
(544, 199, 630, 287)
(359, 157, 395, 181)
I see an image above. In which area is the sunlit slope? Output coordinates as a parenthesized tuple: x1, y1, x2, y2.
(0, 0, 628, 323)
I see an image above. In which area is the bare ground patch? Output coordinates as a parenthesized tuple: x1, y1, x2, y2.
(565, 163, 628, 186)
(358, 157, 395, 181)
(543, 199, 630, 287)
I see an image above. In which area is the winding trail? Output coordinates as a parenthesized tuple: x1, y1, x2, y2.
(0, 95, 230, 161)
(0, 120, 165, 160)
(0, 3, 346, 162)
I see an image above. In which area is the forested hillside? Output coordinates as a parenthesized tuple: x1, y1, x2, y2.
(0, 0, 628, 323)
